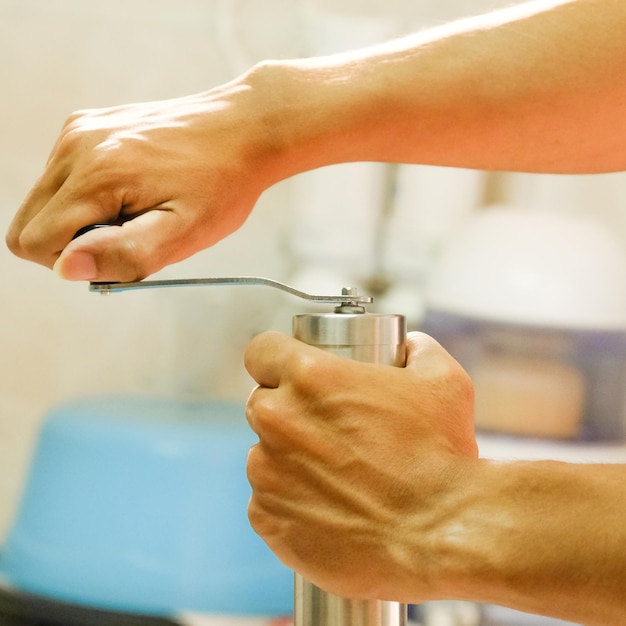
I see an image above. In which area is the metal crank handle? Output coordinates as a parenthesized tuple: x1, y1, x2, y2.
(72, 225, 373, 306)
(89, 277, 373, 305)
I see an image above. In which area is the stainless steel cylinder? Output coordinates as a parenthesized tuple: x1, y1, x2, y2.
(292, 307, 407, 626)
(292, 312, 406, 367)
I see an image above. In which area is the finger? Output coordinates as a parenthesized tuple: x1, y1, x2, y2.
(7, 167, 125, 269)
(245, 385, 272, 437)
(6, 115, 113, 264)
(405, 331, 474, 402)
(246, 380, 310, 453)
(405, 331, 476, 448)
(6, 170, 78, 266)
(405, 330, 452, 371)
(9, 135, 176, 271)
(244, 331, 300, 389)
(10, 201, 119, 270)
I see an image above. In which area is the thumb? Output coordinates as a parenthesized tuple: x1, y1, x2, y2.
(53, 210, 191, 282)
(404, 330, 472, 385)
(405, 331, 449, 368)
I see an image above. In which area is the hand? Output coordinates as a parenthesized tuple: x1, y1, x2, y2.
(6, 79, 275, 282)
(244, 331, 477, 602)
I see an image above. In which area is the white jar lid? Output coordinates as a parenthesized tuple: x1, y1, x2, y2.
(424, 207, 626, 330)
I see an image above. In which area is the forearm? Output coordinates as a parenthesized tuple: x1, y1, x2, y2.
(251, 0, 626, 177)
(430, 459, 626, 624)
(10, 1, 626, 277)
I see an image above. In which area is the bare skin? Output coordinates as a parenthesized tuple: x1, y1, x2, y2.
(7, 0, 626, 280)
(7, 1, 626, 622)
(245, 332, 626, 624)
(6, 89, 275, 281)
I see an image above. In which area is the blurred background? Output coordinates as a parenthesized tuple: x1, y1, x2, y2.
(2, 1, 626, 624)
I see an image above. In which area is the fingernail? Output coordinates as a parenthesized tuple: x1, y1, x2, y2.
(53, 250, 98, 281)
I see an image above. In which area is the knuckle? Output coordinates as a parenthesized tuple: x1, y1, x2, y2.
(247, 498, 262, 533)
(247, 392, 280, 437)
(243, 334, 264, 374)
(246, 445, 283, 507)
(285, 349, 331, 394)
(247, 390, 305, 454)
(12, 225, 47, 263)
(55, 126, 87, 159)
(60, 108, 102, 138)
(246, 444, 271, 489)
(53, 117, 114, 169)
(245, 444, 263, 487)
(64, 108, 92, 126)
(5, 225, 22, 257)
(247, 495, 272, 539)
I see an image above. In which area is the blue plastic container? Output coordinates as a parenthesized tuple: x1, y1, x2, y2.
(0, 395, 292, 617)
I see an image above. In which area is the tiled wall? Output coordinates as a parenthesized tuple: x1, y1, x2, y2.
(2, 0, 626, 546)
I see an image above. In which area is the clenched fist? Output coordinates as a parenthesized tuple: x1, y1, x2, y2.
(244, 331, 477, 603)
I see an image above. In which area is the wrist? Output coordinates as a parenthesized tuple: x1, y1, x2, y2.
(240, 56, 387, 182)
(428, 458, 626, 623)
(428, 458, 516, 602)
(429, 458, 564, 605)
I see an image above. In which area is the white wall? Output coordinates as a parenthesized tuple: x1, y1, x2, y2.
(0, 0, 295, 539)
(2, 0, 626, 545)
